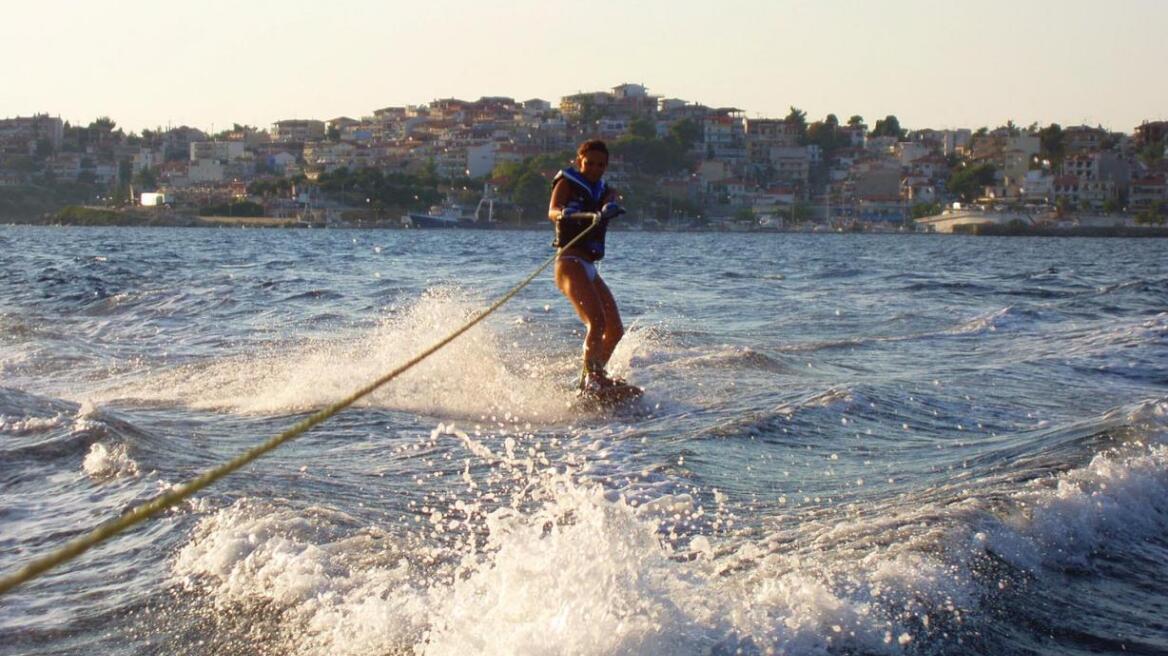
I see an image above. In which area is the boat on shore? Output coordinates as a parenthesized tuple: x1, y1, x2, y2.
(402, 204, 464, 229)
(402, 190, 503, 229)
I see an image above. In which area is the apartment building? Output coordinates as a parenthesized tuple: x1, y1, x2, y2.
(271, 119, 326, 143)
(0, 114, 64, 155)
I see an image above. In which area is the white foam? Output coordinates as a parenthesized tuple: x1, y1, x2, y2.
(94, 288, 576, 420)
(0, 413, 65, 434)
(943, 306, 1013, 335)
(163, 404, 1168, 656)
(173, 499, 431, 653)
(82, 442, 140, 480)
(172, 463, 934, 656)
(986, 442, 1168, 571)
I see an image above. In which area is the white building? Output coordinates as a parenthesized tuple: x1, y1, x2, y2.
(187, 158, 225, 183)
(271, 119, 326, 143)
(612, 83, 648, 99)
(1021, 170, 1054, 203)
(521, 98, 552, 114)
(132, 148, 165, 172)
(140, 192, 167, 206)
(268, 152, 298, 176)
(942, 129, 973, 156)
(0, 114, 64, 152)
(190, 141, 245, 162)
(769, 146, 810, 185)
(466, 142, 498, 179)
(894, 141, 929, 166)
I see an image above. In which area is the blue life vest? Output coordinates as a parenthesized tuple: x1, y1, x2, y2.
(552, 167, 611, 260)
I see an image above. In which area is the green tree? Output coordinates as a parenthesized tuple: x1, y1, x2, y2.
(200, 200, 265, 217)
(788, 202, 813, 224)
(628, 115, 656, 139)
(734, 206, 755, 222)
(806, 114, 847, 153)
(946, 163, 996, 202)
(911, 201, 942, 219)
(847, 115, 864, 127)
(871, 115, 904, 140)
(611, 134, 691, 176)
(133, 167, 159, 191)
(6, 155, 40, 178)
(785, 107, 808, 141)
(1136, 201, 1164, 225)
(114, 159, 134, 204)
(511, 172, 551, 224)
(89, 116, 116, 132)
(34, 138, 55, 157)
(490, 152, 571, 225)
(418, 160, 439, 186)
(668, 118, 701, 149)
(1039, 123, 1065, 167)
(1138, 142, 1164, 167)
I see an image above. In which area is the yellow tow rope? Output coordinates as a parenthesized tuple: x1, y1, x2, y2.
(0, 215, 603, 596)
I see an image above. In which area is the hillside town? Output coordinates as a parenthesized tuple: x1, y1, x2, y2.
(2, 83, 1166, 232)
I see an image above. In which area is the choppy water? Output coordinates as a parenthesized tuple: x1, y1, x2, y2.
(1, 225, 1166, 655)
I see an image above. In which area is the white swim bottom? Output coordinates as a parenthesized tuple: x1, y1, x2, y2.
(559, 255, 598, 282)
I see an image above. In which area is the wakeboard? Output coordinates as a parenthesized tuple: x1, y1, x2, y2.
(574, 381, 644, 411)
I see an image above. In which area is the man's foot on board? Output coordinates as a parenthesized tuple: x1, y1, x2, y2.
(579, 370, 618, 395)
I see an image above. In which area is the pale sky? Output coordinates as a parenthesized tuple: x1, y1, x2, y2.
(4, 0, 1165, 134)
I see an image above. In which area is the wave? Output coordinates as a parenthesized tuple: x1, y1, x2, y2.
(1021, 311, 1166, 363)
(170, 470, 919, 655)
(83, 441, 140, 480)
(940, 306, 1018, 336)
(89, 288, 592, 422)
(280, 289, 346, 303)
(701, 386, 856, 441)
(0, 388, 165, 475)
(134, 394, 1162, 655)
(900, 280, 995, 294)
(780, 306, 1023, 353)
(666, 346, 795, 374)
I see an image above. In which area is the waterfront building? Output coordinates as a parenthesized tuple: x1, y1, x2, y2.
(1053, 175, 1116, 210)
(190, 141, 245, 162)
(1134, 121, 1168, 150)
(942, 129, 972, 157)
(271, 119, 326, 143)
(894, 141, 929, 166)
(1021, 170, 1055, 203)
(521, 99, 552, 115)
(1129, 175, 1167, 212)
(326, 116, 361, 138)
(1063, 125, 1109, 154)
(0, 114, 64, 155)
(703, 109, 747, 164)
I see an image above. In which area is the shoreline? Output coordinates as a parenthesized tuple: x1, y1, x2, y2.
(3, 209, 1167, 237)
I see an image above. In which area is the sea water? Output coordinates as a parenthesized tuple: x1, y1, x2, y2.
(0, 225, 1165, 655)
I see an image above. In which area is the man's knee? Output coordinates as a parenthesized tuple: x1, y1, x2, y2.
(586, 315, 608, 338)
(606, 322, 624, 343)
